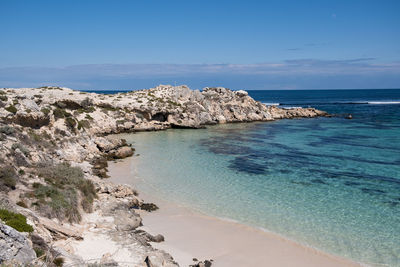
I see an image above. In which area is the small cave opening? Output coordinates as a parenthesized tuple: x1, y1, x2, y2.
(151, 112, 169, 122)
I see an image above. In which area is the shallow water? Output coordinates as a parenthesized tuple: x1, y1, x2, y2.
(118, 89, 400, 266)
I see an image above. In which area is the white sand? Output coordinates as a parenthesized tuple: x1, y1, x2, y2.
(109, 159, 360, 267)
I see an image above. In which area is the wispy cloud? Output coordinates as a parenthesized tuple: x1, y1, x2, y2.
(0, 59, 399, 90)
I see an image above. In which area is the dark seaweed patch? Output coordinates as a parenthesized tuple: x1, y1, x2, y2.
(361, 188, 386, 195)
(344, 181, 360, 186)
(384, 201, 399, 207)
(310, 169, 400, 187)
(311, 179, 327, 184)
(228, 157, 268, 175)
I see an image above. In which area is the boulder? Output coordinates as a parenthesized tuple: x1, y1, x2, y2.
(114, 210, 142, 231)
(235, 90, 248, 97)
(21, 99, 40, 112)
(112, 146, 134, 159)
(38, 217, 83, 240)
(0, 222, 36, 265)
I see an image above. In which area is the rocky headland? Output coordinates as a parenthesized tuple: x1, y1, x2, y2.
(0, 85, 328, 266)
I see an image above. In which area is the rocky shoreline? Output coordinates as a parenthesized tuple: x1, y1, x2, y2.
(0, 85, 328, 266)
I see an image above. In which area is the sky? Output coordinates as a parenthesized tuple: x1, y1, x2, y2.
(0, 0, 399, 90)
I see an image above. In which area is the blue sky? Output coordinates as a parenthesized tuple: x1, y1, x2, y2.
(0, 0, 399, 90)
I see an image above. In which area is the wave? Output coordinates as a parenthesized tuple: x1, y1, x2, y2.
(262, 102, 280, 106)
(262, 101, 400, 106)
(367, 101, 400, 105)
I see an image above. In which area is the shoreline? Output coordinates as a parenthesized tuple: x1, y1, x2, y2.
(0, 86, 342, 266)
(108, 156, 361, 267)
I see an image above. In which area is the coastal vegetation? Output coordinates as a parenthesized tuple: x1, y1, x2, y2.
(0, 209, 33, 232)
(0, 166, 17, 190)
(5, 105, 17, 114)
(28, 163, 96, 222)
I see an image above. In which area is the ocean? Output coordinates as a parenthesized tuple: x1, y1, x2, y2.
(112, 89, 400, 267)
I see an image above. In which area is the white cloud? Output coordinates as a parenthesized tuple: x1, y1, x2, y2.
(0, 59, 399, 90)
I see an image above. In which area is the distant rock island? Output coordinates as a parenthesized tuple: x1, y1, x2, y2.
(0, 85, 327, 266)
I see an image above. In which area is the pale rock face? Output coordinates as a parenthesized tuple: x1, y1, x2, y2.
(235, 90, 248, 97)
(21, 99, 40, 112)
(1, 85, 326, 135)
(217, 115, 227, 123)
(0, 223, 36, 265)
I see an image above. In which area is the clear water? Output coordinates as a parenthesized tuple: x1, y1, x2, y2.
(118, 89, 400, 267)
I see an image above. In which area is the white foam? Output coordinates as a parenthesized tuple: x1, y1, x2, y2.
(368, 101, 400, 105)
(263, 102, 280, 106)
(282, 106, 302, 109)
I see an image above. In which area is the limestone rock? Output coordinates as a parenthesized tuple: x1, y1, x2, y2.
(38, 217, 83, 240)
(112, 146, 134, 159)
(114, 210, 142, 231)
(235, 90, 248, 97)
(0, 222, 36, 265)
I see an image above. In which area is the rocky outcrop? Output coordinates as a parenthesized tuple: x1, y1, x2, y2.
(0, 222, 36, 265)
(267, 106, 328, 119)
(0, 85, 328, 266)
(0, 85, 327, 136)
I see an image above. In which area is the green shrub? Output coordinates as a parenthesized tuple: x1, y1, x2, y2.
(32, 163, 97, 222)
(0, 209, 33, 232)
(97, 103, 117, 112)
(78, 180, 96, 212)
(168, 100, 181, 106)
(65, 117, 77, 130)
(0, 166, 17, 189)
(5, 105, 17, 114)
(85, 114, 94, 121)
(77, 120, 90, 130)
(85, 106, 95, 112)
(41, 107, 50, 116)
(53, 108, 72, 119)
(28, 130, 42, 142)
(0, 125, 15, 135)
(32, 183, 80, 222)
(16, 200, 28, 208)
(0, 90, 5, 95)
(11, 143, 29, 156)
(53, 108, 64, 119)
(34, 247, 45, 258)
(0, 95, 7, 101)
(53, 257, 65, 267)
(3, 176, 17, 189)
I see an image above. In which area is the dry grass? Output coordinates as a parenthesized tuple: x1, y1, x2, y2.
(28, 163, 97, 222)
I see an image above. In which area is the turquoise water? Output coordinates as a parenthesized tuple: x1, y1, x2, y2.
(119, 89, 400, 266)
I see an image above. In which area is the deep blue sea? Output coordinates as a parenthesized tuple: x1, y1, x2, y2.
(110, 89, 400, 267)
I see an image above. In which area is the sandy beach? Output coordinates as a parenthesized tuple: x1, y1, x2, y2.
(109, 158, 360, 267)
